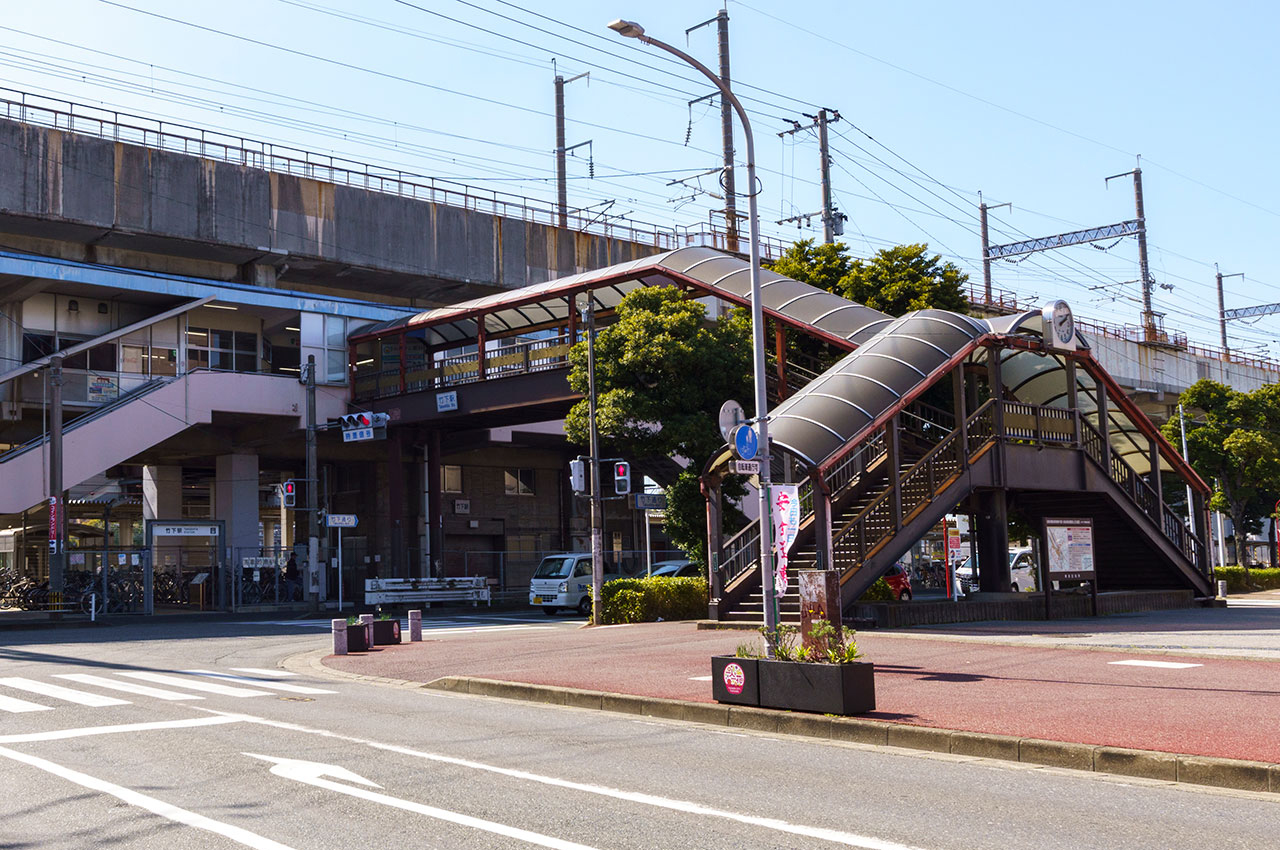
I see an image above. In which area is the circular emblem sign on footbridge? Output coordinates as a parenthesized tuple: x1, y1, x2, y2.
(732, 423, 759, 461)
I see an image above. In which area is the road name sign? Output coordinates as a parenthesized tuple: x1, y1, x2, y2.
(326, 514, 358, 528)
(731, 460, 760, 475)
(634, 493, 667, 511)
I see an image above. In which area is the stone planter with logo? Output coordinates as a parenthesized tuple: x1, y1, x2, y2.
(711, 656, 760, 706)
(712, 655, 875, 715)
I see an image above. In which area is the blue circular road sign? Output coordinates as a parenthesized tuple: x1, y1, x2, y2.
(732, 423, 759, 460)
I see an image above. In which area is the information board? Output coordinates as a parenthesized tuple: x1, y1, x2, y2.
(1044, 517, 1095, 580)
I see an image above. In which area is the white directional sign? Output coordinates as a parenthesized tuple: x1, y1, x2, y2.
(342, 427, 374, 443)
(326, 514, 358, 528)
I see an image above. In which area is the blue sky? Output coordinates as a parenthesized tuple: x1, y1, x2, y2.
(3, 1, 1277, 357)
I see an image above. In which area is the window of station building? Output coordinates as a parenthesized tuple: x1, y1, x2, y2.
(323, 316, 347, 383)
(187, 327, 258, 372)
(442, 465, 462, 493)
(504, 468, 535, 496)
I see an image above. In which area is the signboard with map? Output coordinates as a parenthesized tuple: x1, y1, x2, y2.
(1044, 517, 1095, 581)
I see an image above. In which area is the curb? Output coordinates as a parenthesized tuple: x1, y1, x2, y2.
(422, 675, 1280, 796)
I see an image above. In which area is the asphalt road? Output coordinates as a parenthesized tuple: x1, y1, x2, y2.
(1, 614, 1277, 849)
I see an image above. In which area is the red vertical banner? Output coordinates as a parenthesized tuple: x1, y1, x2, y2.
(48, 496, 59, 553)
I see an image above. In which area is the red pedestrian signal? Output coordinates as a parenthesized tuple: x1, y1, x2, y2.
(613, 462, 631, 496)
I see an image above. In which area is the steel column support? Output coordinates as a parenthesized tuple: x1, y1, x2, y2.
(887, 414, 902, 530)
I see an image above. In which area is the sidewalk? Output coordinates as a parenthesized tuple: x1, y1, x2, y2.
(321, 594, 1280, 776)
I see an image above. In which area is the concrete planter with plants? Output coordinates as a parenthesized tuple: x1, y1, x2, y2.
(713, 620, 875, 716)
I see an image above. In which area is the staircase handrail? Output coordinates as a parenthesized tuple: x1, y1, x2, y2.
(0, 374, 178, 463)
(1080, 417, 1207, 570)
(715, 398, 962, 593)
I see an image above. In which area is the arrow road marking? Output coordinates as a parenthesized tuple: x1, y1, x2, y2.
(216, 712, 931, 850)
(245, 754, 603, 850)
(0, 743, 295, 850)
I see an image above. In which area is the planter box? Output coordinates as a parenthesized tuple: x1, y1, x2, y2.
(347, 622, 374, 653)
(758, 659, 875, 715)
(711, 656, 759, 706)
(371, 619, 401, 645)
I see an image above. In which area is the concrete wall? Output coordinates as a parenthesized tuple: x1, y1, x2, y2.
(1089, 334, 1279, 417)
(0, 118, 662, 299)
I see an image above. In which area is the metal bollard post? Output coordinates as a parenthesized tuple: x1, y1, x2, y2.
(1217, 580, 1228, 599)
(332, 618, 348, 655)
(408, 609, 422, 641)
(90, 593, 96, 623)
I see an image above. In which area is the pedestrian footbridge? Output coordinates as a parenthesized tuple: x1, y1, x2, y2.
(350, 247, 1214, 619)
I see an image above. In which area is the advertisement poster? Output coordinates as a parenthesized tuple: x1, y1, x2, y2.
(771, 485, 800, 598)
(88, 375, 119, 403)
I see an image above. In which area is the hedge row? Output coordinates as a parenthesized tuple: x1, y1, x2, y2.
(1213, 566, 1280, 593)
(600, 576, 708, 624)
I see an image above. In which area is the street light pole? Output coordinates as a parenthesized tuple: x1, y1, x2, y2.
(607, 19, 778, 647)
(581, 294, 605, 626)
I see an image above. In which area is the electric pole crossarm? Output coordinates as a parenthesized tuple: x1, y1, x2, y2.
(1223, 303, 1280, 321)
(986, 220, 1141, 259)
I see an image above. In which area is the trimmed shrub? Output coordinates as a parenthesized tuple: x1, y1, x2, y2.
(857, 577, 896, 602)
(600, 576, 708, 624)
(1214, 566, 1280, 593)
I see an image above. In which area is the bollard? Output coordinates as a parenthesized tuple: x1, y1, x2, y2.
(408, 609, 422, 642)
(1217, 580, 1228, 599)
(359, 613, 374, 626)
(332, 618, 348, 655)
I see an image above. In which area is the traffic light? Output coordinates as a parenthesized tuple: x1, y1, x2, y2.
(613, 461, 631, 496)
(340, 411, 389, 442)
(569, 458, 586, 494)
(281, 480, 296, 508)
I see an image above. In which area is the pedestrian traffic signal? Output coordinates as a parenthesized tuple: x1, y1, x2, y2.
(569, 458, 586, 494)
(613, 461, 630, 496)
(281, 480, 296, 507)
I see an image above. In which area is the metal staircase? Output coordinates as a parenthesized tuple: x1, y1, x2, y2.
(711, 368, 1213, 624)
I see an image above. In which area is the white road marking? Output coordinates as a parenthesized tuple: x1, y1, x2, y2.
(182, 671, 335, 695)
(688, 676, 713, 681)
(0, 693, 52, 713)
(211, 711, 931, 850)
(0, 715, 242, 744)
(1108, 659, 1203, 669)
(247, 754, 603, 850)
(54, 673, 204, 701)
(0, 677, 129, 707)
(0, 744, 295, 850)
(423, 626, 555, 636)
(116, 671, 273, 697)
(230, 668, 298, 678)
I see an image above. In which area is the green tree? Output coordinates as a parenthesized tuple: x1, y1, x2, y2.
(840, 243, 969, 315)
(768, 238, 853, 293)
(564, 286, 752, 563)
(1165, 380, 1280, 574)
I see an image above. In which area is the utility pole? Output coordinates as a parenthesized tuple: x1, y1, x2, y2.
(777, 108, 843, 242)
(581, 294, 604, 626)
(978, 194, 1011, 304)
(1106, 165, 1160, 340)
(687, 10, 738, 251)
(1215, 265, 1244, 358)
(48, 354, 65, 601)
(305, 354, 319, 611)
(554, 70, 590, 228)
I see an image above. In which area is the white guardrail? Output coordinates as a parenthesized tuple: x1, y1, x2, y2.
(363, 577, 491, 606)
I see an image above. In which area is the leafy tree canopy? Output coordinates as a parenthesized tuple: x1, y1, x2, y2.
(767, 239, 968, 316)
(564, 286, 752, 562)
(841, 243, 969, 315)
(1165, 379, 1280, 569)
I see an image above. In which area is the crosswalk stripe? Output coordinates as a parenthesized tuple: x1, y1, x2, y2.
(54, 674, 205, 701)
(229, 668, 298, 678)
(0, 693, 52, 713)
(0, 677, 130, 707)
(115, 671, 273, 698)
(182, 671, 335, 695)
